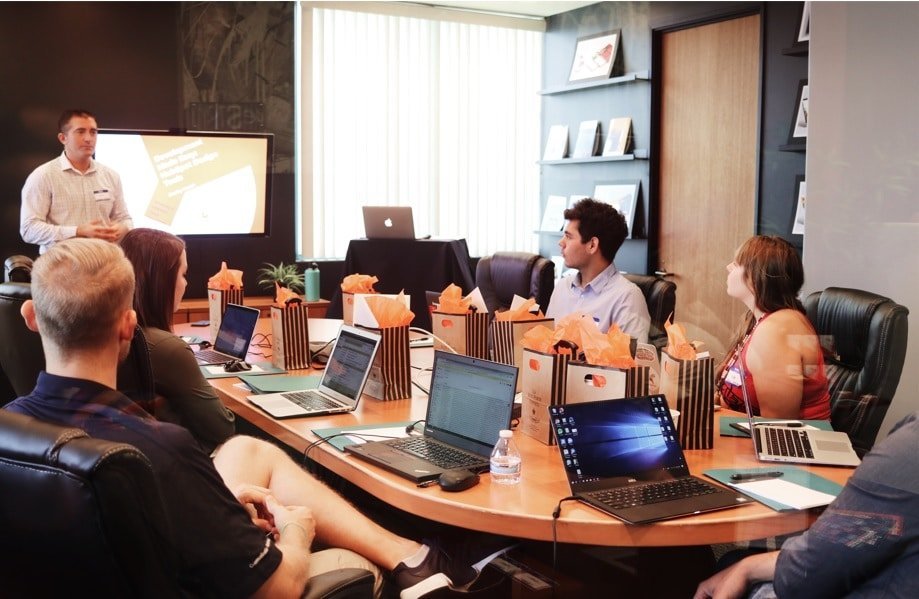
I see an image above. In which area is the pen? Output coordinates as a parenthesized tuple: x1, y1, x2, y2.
(730, 471, 784, 482)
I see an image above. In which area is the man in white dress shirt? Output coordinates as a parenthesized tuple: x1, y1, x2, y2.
(546, 198, 650, 342)
(20, 109, 133, 254)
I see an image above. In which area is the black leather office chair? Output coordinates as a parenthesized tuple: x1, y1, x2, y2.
(475, 252, 555, 314)
(623, 274, 676, 352)
(0, 282, 157, 409)
(0, 282, 44, 405)
(0, 410, 376, 598)
(4, 254, 33, 283)
(804, 287, 909, 457)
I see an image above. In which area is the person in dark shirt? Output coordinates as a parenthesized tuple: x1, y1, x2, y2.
(693, 411, 919, 599)
(4, 238, 483, 599)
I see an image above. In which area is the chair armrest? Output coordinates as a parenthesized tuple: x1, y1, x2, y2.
(302, 568, 375, 599)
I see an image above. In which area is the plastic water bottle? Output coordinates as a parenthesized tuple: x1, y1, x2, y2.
(305, 262, 320, 302)
(490, 430, 521, 485)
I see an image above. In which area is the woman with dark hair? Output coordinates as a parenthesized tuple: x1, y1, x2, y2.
(716, 235, 831, 420)
(120, 228, 235, 451)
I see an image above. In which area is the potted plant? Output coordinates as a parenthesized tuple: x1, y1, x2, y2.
(256, 262, 305, 293)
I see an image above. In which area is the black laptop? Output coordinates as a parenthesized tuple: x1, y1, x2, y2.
(194, 304, 260, 365)
(345, 351, 518, 482)
(549, 396, 751, 524)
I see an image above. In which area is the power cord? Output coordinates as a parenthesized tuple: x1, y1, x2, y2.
(404, 419, 425, 435)
(309, 339, 335, 370)
(303, 431, 403, 473)
(551, 495, 580, 569)
(408, 327, 458, 354)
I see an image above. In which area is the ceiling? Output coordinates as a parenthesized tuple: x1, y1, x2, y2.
(418, 1, 600, 18)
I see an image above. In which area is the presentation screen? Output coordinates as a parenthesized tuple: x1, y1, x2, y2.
(94, 129, 273, 236)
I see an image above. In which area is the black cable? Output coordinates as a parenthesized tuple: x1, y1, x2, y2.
(309, 338, 335, 370)
(303, 432, 403, 468)
(551, 495, 580, 569)
(404, 419, 425, 435)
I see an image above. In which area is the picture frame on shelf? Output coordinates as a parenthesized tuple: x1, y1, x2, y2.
(787, 79, 809, 144)
(798, 2, 811, 43)
(543, 124, 569, 160)
(539, 195, 568, 232)
(567, 29, 622, 84)
(602, 117, 632, 157)
(593, 180, 640, 238)
(791, 176, 806, 236)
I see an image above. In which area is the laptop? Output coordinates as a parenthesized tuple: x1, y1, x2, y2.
(549, 396, 751, 524)
(362, 206, 416, 239)
(194, 304, 260, 365)
(345, 351, 518, 482)
(735, 360, 860, 467)
(247, 325, 381, 419)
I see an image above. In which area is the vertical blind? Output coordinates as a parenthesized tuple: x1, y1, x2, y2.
(308, 7, 542, 258)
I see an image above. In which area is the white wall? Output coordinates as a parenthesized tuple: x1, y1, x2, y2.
(806, 2, 919, 439)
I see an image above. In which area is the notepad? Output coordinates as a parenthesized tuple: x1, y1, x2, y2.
(705, 466, 843, 511)
(732, 478, 837, 510)
(239, 374, 321, 394)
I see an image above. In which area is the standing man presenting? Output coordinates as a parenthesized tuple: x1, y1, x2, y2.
(21, 109, 132, 253)
(546, 198, 651, 342)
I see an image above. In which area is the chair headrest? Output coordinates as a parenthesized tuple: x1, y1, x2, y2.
(4, 255, 33, 283)
(0, 281, 32, 302)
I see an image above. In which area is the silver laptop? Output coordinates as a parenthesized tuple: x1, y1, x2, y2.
(194, 304, 260, 365)
(737, 360, 860, 467)
(247, 325, 381, 419)
(549, 397, 750, 524)
(362, 206, 416, 239)
(345, 351, 518, 482)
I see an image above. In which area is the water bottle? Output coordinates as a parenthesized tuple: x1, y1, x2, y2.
(305, 262, 320, 302)
(490, 430, 521, 485)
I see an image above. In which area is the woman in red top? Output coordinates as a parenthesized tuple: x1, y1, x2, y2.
(716, 236, 831, 420)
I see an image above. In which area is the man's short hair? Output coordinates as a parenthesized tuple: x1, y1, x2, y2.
(31, 238, 135, 351)
(563, 198, 629, 263)
(58, 109, 97, 133)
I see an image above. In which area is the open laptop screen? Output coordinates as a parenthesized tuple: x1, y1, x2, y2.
(321, 327, 379, 399)
(213, 304, 259, 357)
(551, 396, 688, 486)
(425, 351, 517, 453)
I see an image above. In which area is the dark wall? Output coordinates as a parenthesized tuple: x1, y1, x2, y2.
(1, 2, 298, 299)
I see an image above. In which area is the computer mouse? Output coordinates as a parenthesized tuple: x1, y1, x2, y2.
(223, 360, 252, 373)
(438, 469, 480, 492)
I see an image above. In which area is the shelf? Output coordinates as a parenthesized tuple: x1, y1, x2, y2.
(779, 142, 807, 152)
(540, 70, 651, 96)
(781, 43, 809, 57)
(539, 149, 648, 165)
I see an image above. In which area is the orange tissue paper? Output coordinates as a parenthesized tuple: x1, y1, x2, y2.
(364, 292, 415, 327)
(274, 282, 302, 308)
(208, 261, 244, 290)
(494, 298, 545, 322)
(341, 274, 379, 294)
(436, 284, 472, 315)
(664, 316, 698, 360)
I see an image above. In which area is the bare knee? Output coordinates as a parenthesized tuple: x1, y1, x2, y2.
(213, 435, 284, 488)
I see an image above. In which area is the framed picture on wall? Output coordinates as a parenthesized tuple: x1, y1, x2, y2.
(568, 29, 621, 84)
(797, 2, 811, 43)
(787, 79, 809, 144)
(791, 175, 806, 236)
(593, 180, 640, 238)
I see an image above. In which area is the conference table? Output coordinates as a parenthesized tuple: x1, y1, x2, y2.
(179, 318, 855, 548)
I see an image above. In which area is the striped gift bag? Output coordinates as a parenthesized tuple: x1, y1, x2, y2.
(270, 303, 310, 370)
(432, 311, 489, 359)
(660, 350, 715, 449)
(519, 348, 570, 445)
(361, 325, 411, 401)
(492, 318, 554, 391)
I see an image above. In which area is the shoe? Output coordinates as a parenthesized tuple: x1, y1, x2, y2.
(393, 540, 515, 599)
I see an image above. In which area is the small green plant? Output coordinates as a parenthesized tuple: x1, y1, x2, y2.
(256, 262, 305, 293)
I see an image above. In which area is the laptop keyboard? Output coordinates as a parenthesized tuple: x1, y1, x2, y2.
(588, 477, 719, 510)
(195, 349, 233, 363)
(389, 437, 486, 470)
(764, 427, 814, 459)
(282, 390, 341, 412)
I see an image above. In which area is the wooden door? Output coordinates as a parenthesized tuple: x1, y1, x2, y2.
(658, 14, 760, 360)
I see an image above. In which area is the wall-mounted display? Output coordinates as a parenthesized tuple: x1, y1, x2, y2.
(788, 79, 809, 144)
(572, 119, 601, 158)
(543, 124, 569, 160)
(593, 180, 639, 238)
(568, 29, 621, 84)
(792, 176, 806, 235)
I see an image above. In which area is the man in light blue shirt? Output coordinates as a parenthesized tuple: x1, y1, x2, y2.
(546, 198, 650, 343)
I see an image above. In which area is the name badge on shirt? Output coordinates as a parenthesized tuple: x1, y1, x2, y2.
(725, 367, 743, 386)
(93, 189, 112, 201)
